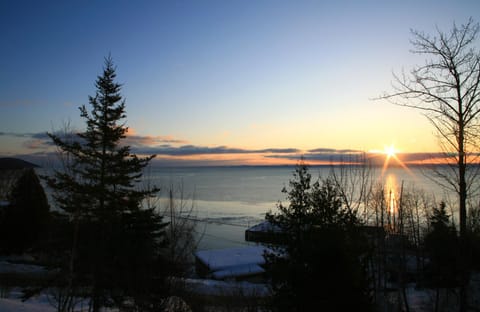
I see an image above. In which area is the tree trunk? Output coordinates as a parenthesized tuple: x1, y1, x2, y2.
(458, 101, 468, 312)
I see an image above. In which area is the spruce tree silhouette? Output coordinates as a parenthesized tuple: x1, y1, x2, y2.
(46, 57, 168, 311)
(265, 161, 372, 311)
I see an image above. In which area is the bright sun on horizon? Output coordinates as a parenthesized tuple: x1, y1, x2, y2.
(384, 144, 397, 158)
(379, 143, 413, 177)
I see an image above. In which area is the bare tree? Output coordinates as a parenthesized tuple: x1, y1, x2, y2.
(329, 153, 377, 221)
(140, 171, 203, 276)
(44, 121, 81, 312)
(162, 182, 203, 274)
(381, 18, 480, 311)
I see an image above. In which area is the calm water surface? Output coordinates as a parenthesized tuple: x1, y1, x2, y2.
(144, 165, 456, 249)
(40, 165, 465, 249)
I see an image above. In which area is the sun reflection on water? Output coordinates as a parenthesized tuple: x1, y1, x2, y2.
(385, 174, 398, 214)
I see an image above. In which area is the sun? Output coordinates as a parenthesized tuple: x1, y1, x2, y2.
(384, 144, 396, 158)
(379, 143, 413, 177)
(380, 144, 400, 177)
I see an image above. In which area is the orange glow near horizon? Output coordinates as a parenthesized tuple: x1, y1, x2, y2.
(380, 144, 414, 177)
(133, 142, 477, 167)
(152, 153, 300, 166)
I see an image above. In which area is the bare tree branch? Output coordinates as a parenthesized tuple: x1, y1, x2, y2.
(379, 18, 480, 311)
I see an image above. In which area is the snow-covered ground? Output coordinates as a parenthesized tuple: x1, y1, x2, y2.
(1, 255, 479, 311)
(0, 260, 47, 275)
(0, 256, 56, 312)
(0, 289, 54, 312)
(195, 245, 272, 280)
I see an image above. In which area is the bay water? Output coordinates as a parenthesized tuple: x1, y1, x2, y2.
(145, 165, 454, 250)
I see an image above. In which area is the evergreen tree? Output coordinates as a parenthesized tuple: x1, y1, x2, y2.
(467, 207, 480, 270)
(45, 57, 168, 311)
(0, 169, 50, 254)
(424, 202, 459, 288)
(265, 161, 372, 311)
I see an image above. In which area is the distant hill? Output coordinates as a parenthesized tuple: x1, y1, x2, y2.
(0, 158, 39, 170)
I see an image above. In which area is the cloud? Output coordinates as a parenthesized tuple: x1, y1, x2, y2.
(308, 148, 362, 154)
(264, 149, 458, 165)
(2, 131, 464, 166)
(23, 139, 50, 150)
(265, 152, 364, 163)
(260, 148, 300, 153)
(4, 131, 301, 159)
(124, 128, 187, 145)
(396, 152, 452, 162)
(124, 134, 187, 146)
(133, 145, 301, 156)
(24, 132, 61, 150)
(0, 132, 34, 138)
(1, 130, 189, 151)
(0, 131, 81, 151)
(0, 131, 53, 150)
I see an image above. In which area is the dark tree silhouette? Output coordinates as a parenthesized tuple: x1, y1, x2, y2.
(45, 57, 168, 311)
(381, 19, 480, 311)
(0, 168, 50, 254)
(424, 202, 459, 311)
(264, 161, 372, 311)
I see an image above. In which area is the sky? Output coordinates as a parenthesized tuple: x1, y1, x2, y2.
(1, 0, 479, 166)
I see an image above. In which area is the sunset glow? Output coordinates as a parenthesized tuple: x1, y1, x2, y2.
(0, 1, 478, 166)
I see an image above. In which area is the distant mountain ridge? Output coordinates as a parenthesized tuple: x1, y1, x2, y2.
(0, 158, 39, 170)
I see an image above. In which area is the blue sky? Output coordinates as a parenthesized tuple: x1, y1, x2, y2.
(1, 0, 479, 165)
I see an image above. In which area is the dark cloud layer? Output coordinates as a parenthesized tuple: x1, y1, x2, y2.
(308, 148, 362, 154)
(395, 152, 451, 162)
(266, 151, 456, 165)
(123, 134, 187, 146)
(134, 145, 301, 156)
(1, 131, 469, 165)
(2, 131, 299, 157)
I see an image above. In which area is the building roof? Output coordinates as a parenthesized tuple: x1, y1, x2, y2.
(196, 246, 266, 272)
(245, 221, 287, 244)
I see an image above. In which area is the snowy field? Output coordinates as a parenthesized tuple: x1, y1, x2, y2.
(2, 255, 480, 311)
(0, 257, 69, 312)
(0, 256, 54, 311)
(0, 291, 54, 312)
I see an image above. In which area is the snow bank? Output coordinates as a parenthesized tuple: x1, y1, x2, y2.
(0, 261, 47, 274)
(196, 246, 269, 279)
(196, 246, 266, 272)
(212, 264, 265, 280)
(0, 298, 54, 312)
(0, 289, 54, 312)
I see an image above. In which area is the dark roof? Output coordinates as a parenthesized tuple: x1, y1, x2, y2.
(0, 158, 39, 170)
(245, 221, 288, 244)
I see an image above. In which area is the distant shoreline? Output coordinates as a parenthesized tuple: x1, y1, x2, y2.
(145, 162, 472, 169)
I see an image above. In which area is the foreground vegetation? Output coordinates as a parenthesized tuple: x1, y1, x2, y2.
(265, 161, 480, 312)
